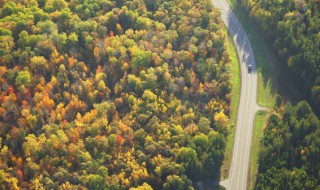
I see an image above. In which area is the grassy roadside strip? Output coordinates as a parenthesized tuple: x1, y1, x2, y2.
(220, 0, 302, 187)
(223, 0, 281, 184)
(225, 0, 277, 109)
(248, 111, 269, 189)
(220, 30, 241, 180)
(223, 0, 280, 187)
(257, 72, 275, 108)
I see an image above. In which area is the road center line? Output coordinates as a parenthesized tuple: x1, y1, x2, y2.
(212, 0, 259, 189)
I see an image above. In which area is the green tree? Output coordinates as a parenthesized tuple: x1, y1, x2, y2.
(15, 71, 31, 87)
(130, 46, 152, 70)
(163, 175, 189, 190)
(30, 56, 48, 74)
(178, 147, 202, 180)
(85, 174, 104, 190)
(198, 117, 211, 134)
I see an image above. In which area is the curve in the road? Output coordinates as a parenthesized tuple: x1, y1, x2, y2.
(211, 0, 265, 189)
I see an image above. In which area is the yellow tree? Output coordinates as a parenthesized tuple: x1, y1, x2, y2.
(214, 111, 230, 132)
(129, 183, 153, 190)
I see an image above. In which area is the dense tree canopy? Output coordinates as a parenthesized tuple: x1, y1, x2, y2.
(255, 101, 320, 189)
(237, 1, 320, 188)
(0, 0, 232, 189)
(240, 0, 320, 108)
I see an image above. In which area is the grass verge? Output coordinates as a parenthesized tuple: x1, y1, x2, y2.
(257, 72, 276, 108)
(220, 0, 278, 184)
(221, 0, 302, 184)
(220, 30, 240, 180)
(226, 0, 278, 108)
(248, 111, 269, 189)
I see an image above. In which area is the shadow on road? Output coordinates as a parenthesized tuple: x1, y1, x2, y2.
(227, 2, 303, 105)
(224, 8, 257, 74)
(210, 3, 304, 189)
(222, 1, 305, 189)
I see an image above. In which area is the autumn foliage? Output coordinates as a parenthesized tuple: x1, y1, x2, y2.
(0, 0, 232, 189)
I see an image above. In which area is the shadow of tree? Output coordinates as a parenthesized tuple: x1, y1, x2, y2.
(227, 2, 303, 105)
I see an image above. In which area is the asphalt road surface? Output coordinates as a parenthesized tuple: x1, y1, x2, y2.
(211, 0, 263, 189)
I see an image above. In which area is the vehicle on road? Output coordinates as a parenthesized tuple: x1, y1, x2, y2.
(212, 0, 260, 189)
(248, 64, 252, 73)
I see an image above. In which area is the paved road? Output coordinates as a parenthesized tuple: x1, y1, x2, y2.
(211, 0, 262, 189)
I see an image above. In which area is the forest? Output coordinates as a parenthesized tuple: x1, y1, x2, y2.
(0, 0, 232, 189)
(240, 0, 320, 108)
(255, 101, 320, 189)
(237, 0, 320, 188)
